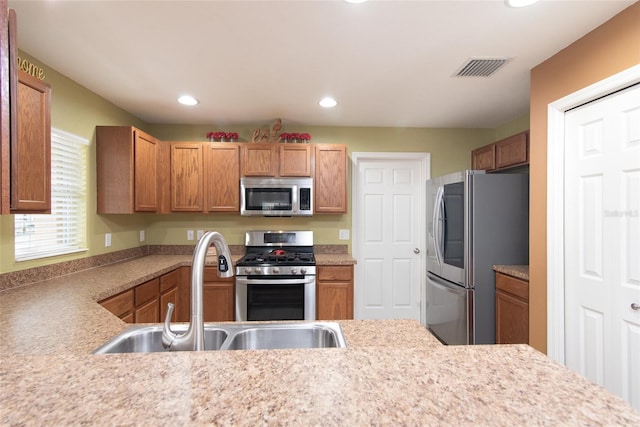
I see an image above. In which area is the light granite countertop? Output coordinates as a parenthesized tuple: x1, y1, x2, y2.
(493, 264, 529, 281)
(1, 255, 638, 425)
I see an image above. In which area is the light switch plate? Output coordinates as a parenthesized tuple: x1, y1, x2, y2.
(105, 233, 112, 247)
(339, 229, 350, 240)
(139, 230, 145, 242)
(187, 230, 195, 241)
(197, 230, 204, 239)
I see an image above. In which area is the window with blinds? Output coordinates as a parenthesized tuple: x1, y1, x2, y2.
(14, 129, 88, 261)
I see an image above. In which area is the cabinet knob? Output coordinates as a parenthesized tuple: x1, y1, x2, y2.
(632, 303, 640, 311)
(413, 248, 421, 254)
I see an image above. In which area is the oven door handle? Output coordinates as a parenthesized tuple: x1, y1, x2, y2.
(236, 276, 316, 285)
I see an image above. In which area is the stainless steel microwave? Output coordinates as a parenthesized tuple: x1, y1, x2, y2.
(240, 177, 313, 216)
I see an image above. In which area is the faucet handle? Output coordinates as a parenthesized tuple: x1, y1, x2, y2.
(161, 303, 177, 349)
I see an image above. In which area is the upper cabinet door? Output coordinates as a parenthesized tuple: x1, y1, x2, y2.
(206, 143, 240, 212)
(133, 130, 158, 211)
(279, 144, 312, 177)
(314, 144, 347, 213)
(11, 70, 51, 213)
(170, 142, 204, 212)
(241, 143, 278, 177)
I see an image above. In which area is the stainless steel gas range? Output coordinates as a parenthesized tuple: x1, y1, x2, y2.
(235, 230, 316, 321)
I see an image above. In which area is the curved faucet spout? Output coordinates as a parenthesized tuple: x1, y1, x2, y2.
(162, 231, 234, 351)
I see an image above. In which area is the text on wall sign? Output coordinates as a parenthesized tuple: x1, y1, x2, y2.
(17, 56, 45, 80)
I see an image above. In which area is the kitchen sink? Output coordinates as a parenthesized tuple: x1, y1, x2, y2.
(221, 323, 346, 350)
(93, 322, 346, 354)
(93, 324, 228, 354)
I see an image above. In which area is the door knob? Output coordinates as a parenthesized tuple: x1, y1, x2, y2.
(413, 248, 421, 254)
(632, 303, 640, 311)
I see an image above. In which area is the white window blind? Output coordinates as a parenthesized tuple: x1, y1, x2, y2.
(14, 129, 88, 261)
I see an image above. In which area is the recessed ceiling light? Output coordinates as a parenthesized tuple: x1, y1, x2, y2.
(345, 0, 368, 4)
(505, 0, 539, 7)
(178, 95, 199, 106)
(319, 97, 337, 108)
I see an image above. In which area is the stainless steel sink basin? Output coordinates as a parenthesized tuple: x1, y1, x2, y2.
(93, 324, 228, 354)
(93, 322, 346, 354)
(221, 323, 346, 350)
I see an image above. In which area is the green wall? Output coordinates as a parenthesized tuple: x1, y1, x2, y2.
(0, 51, 529, 274)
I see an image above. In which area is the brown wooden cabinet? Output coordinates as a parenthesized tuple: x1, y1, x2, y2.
(314, 144, 347, 213)
(240, 143, 312, 178)
(203, 266, 235, 321)
(495, 271, 529, 344)
(168, 142, 240, 213)
(160, 268, 181, 322)
(96, 126, 160, 214)
(471, 144, 495, 171)
(1, 6, 52, 214)
(10, 70, 51, 213)
(472, 131, 529, 172)
(206, 143, 240, 212)
(280, 144, 312, 177)
(99, 289, 134, 322)
(170, 142, 204, 212)
(241, 143, 278, 177)
(99, 268, 189, 324)
(316, 265, 354, 320)
(0, 1, 10, 214)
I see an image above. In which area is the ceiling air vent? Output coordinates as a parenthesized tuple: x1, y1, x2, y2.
(454, 58, 511, 77)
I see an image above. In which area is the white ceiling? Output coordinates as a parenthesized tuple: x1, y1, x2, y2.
(8, 0, 636, 129)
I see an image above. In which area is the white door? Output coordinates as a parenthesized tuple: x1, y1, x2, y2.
(352, 153, 429, 321)
(564, 83, 640, 409)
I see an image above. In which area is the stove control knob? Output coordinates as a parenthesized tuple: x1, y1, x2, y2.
(291, 268, 298, 275)
(244, 267, 252, 275)
(253, 267, 262, 274)
(300, 268, 307, 275)
(273, 267, 280, 274)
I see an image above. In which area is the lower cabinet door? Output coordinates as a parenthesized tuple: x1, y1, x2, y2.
(203, 282, 234, 321)
(134, 298, 159, 323)
(160, 288, 178, 322)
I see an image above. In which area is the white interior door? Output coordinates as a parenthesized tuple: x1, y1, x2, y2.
(352, 153, 429, 321)
(564, 83, 640, 409)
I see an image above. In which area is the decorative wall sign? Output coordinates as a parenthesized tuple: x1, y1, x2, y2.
(17, 56, 45, 80)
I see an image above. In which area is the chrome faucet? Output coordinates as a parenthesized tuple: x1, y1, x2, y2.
(162, 231, 234, 351)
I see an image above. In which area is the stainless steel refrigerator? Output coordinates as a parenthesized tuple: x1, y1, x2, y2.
(425, 170, 529, 345)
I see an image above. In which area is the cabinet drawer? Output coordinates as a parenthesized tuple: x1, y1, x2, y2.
(100, 289, 134, 317)
(318, 266, 353, 281)
(135, 278, 160, 305)
(160, 268, 180, 293)
(495, 273, 528, 301)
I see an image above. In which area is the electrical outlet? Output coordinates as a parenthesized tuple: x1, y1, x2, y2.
(339, 229, 350, 240)
(187, 230, 195, 241)
(197, 230, 204, 239)
(139, 230, 145, 242)
(105, 233, 112, 247)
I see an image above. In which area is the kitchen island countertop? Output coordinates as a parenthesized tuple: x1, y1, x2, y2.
(1, 255, 638, 425)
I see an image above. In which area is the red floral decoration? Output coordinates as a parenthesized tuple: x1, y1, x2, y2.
(280, 132, 290, 140)
(299, 133, 311, 141)
(226, 132, 239, 140)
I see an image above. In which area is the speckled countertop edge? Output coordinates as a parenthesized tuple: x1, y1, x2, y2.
(493, 264, 529, 281)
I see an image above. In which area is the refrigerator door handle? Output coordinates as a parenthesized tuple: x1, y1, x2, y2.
(433, 185, 444, 266)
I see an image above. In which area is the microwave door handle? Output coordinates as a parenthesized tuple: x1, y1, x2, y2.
(433, 186, 444, 265)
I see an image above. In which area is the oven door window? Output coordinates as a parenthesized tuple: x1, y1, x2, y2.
(245, 188, 292, 212)
(247, 284, 304, 321)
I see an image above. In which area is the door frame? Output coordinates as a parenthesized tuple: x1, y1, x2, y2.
(546, 64, 640, 364)
(351, 152, 431, 321)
